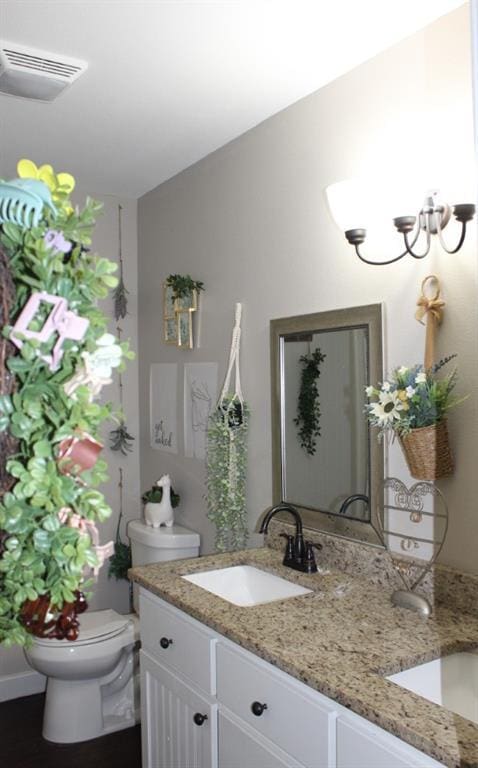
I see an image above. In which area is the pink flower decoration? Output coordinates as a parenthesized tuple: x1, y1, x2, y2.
(44, 229, 72, 254)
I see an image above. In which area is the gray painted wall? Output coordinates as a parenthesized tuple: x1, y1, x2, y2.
(138, 6, 477, 573)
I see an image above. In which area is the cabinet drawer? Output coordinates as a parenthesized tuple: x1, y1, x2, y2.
(337, 716, 445, 768)
(217, 642, 335, 767)
(139, 589, 216, 694)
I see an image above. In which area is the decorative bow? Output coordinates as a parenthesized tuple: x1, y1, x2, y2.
(415, 275, 445, 325)
(415, 275, 445, 371)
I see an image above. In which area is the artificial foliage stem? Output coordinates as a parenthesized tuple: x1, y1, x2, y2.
(0, 162, 133, 645)
(294, 348, 326, 456)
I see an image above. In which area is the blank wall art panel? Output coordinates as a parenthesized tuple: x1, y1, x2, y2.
(150, 363, 178, 453)
(184, 363, 218, 459)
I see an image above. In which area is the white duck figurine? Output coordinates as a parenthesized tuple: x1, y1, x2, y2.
(144, 474, 175, 528)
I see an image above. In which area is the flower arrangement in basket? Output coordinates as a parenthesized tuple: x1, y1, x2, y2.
(365, 355, 464, 480)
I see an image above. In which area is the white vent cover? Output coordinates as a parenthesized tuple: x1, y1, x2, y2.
(0, 41, 87, 101)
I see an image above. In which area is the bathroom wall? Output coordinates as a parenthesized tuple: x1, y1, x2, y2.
(138, 5, 478, 573)
(0, 190, 140, 700)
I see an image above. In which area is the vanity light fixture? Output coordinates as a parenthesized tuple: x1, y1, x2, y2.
(326, 180, 476, 266)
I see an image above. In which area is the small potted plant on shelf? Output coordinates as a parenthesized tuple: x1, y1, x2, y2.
(166, 274, 204, 310)
(364, 355, 465, 480)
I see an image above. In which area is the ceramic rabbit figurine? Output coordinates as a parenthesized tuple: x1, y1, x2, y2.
(144, 474, 175, 528)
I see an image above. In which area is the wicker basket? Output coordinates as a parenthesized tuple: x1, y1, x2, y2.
(399, 421, 454, 481)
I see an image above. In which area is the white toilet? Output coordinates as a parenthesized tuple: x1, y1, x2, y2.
(25, 520, 200, 744)
(128, 519, 200, 612)
(25, 609, 140, 743)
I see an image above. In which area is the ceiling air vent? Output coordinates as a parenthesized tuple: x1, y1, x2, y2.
(0, 41, 87, 101)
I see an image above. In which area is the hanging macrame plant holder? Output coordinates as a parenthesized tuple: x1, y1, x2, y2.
(206, 303, 249, 552)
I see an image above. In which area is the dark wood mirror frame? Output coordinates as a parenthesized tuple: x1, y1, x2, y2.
(270, 303, 384, 547)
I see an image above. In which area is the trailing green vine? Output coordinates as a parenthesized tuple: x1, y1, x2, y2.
(206, 395, 249, 552)
(294, 348, 326, 456)
(0, 159, 132, 645)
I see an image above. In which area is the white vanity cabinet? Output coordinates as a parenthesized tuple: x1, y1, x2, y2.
(139, 590, 218, 768)
(139, 588, 446, 768)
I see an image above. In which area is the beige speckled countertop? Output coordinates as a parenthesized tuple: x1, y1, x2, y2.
(130, 547, 478, 768)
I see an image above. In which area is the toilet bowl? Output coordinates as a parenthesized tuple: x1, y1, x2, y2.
(25, 609, 140, 743)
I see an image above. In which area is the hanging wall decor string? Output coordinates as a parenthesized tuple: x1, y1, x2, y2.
(108, 467, 132, 581)
(109, 325, 135, 454)
(113, 204, 129, 321)
(206, 303, 249, 552)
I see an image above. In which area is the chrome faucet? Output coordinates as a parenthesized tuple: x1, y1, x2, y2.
(259, 503, 321, 574)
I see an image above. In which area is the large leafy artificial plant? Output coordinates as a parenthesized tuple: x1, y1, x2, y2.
(0, 159, 132, 646)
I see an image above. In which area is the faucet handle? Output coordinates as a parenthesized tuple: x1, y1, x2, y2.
(303, 540, 321, 574)
(307, 540, 322, 552)
(279, 533, 294, 564)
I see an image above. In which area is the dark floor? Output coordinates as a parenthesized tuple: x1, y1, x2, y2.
(1, 692, 142, 768)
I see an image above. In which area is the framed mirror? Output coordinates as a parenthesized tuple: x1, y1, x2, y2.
(270, 303, 384, 546)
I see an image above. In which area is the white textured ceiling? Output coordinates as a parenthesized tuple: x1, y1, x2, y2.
(0, 0, 467, 198)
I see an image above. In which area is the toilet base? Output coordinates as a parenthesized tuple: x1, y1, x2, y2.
(42, 646, 140, 744)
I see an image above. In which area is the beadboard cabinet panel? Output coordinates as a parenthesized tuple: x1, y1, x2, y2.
(140, 649, 217, 768)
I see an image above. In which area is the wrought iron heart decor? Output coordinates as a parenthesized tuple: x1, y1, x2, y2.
(378, 477, 449, 616)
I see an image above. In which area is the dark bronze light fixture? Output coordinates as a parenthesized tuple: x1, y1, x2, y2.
(326, 181, 475, 266)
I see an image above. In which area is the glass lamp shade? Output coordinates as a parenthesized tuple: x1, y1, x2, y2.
(325, 179, 371, 233)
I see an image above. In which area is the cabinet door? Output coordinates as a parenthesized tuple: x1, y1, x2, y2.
(140, 649, 217, 768)
(337, 715, 446, 768)
(218, 709, 305, 768)
(217, 641, 335, 767)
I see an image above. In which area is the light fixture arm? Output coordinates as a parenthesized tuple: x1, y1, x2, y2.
(434, 204, 474, 254)
(341, 192, 475, 266)
(350, 222, 423, 266)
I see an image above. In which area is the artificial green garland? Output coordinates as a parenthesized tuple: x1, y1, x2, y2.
(206, 395, 249, 552)
(0, 160, 132, 645)
(294, 348, 326, 456)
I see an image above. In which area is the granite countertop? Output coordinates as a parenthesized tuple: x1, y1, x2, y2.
(130, 547, 478, 768)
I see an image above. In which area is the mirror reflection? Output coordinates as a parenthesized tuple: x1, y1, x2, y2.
(271, 304, 383, 546)
(282, 327, 369, 520)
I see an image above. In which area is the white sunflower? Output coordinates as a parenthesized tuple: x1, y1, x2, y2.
(369, 390, 404, 426)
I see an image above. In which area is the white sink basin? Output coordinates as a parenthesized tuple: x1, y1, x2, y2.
(387, 652, 478, 724)
(182, 565, 312, 607)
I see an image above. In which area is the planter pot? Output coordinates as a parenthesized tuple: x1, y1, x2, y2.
(399, 421, 454, 481)
(144, 501, 174, 528)
(57, 433, 103, 476)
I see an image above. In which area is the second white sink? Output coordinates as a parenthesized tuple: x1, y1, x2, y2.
(182, 564, 312, 607)
(387, 652, 478, 724)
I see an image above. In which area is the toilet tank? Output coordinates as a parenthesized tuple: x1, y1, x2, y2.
(128, 520, 200, 612)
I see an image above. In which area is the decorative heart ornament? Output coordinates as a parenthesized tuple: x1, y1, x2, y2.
(379, 477, 448, 598)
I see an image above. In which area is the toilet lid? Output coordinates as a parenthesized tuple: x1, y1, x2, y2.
(33, 609, 131, 646)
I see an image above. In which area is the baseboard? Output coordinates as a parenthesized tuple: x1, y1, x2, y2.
(0, 670, 46, 702)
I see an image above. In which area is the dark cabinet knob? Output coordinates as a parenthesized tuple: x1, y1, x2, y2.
(251, 701, 268, 717)
(193, 712, 208, 726)
(159, 637, 173, 649)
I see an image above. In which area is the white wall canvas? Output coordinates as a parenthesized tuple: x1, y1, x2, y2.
(150, 363, 178, 453)
(184, 363, 218, 459)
